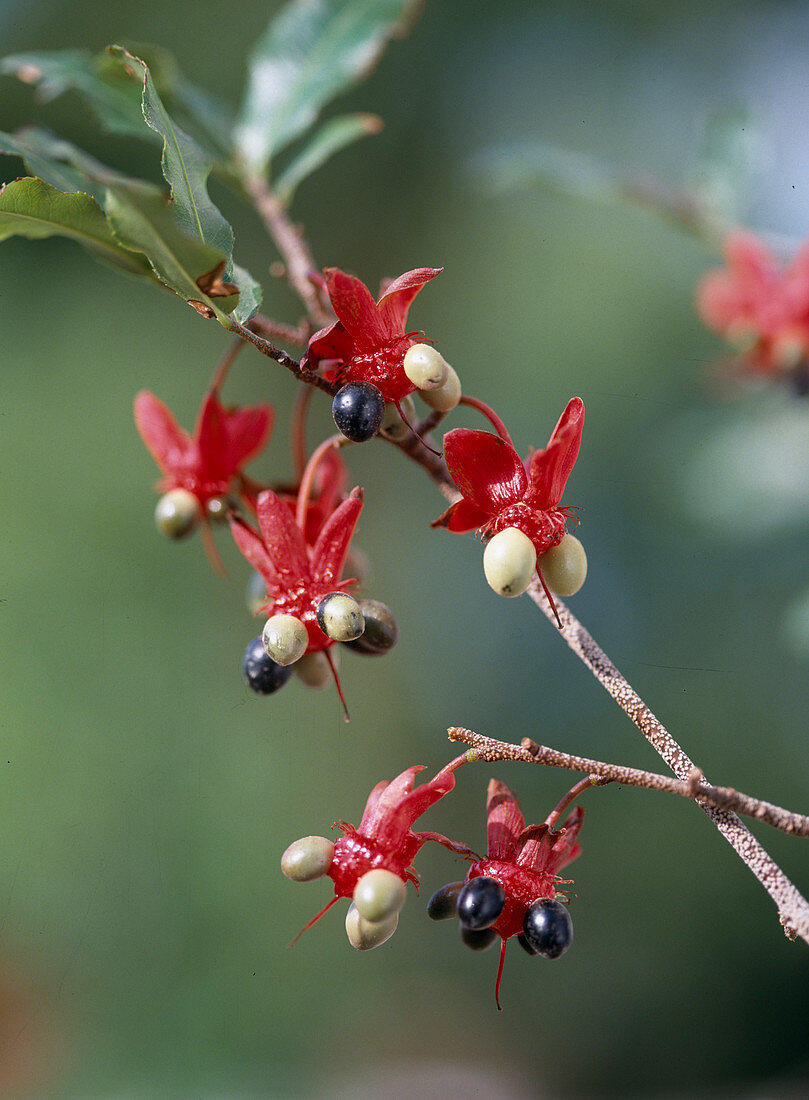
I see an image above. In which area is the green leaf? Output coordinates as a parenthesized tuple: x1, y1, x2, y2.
(0, 126, 162, 205)
(0, 176, 154, 277)
(103, 185, 237, 320)
(274, 112, 382, 204)
(107, 46, 233, 256)
(0, 50, 147, 136)
(119, 41, 235, 160)
(235, 0, 419, 175)
(0, 128, 99, 197)
(1, 45, 236, 163)
(2, 50, 261, 321)
(106, 49, 261, 322)
(229, 264, 263, 325)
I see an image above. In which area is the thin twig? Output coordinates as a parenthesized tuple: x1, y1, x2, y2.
(229, 321, 335, 396)
(242, 174, 332, 327)
(521, 579, 809, 943)
(447, 727, 809, 838)
(250, 315, 311, 348)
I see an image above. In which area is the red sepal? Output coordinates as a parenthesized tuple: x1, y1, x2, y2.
(228, 514, 281, 593)
(323, 267, 388, 350)
(485, 779, 526, 862)
(377, 267, 443, 335)
(310, 488, 363, 586)
(525, 397, 584, 511)
(430, 497, 490, 533)
(134, 391, 195, 476)
(254, 490, 311, 593)
(443, 429, 527, 514)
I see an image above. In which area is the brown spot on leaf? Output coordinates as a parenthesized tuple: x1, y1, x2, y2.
(196, 260, 238, 299)
(188, 300, 216, 319)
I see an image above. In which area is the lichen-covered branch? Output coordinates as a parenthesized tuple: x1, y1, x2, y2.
(521, 580, 809, 943)
(447, 726, 809, 838)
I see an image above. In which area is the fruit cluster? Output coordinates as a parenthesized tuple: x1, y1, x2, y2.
(134, 261, 591, 1004)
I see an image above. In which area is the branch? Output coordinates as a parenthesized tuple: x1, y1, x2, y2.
(242, 174, 332, 327)
(228, 320, 335, 396)
(518, 579, 809, 944)
(249, 315, 311, 348)
(447, 727, 809, 838)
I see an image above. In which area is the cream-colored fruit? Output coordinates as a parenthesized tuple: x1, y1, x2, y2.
(483, 526, 537, 598)
(154, 488, 198, 539)
(403, 343, 448, 391)
(294, 649, 337, 690)
(317, 592, 365, 642)
(353, 868, 407, 923)
(540, 534, 588, 597)
(345, 903, 399, 950)
(262, 614, 308, 666)
(419, 364, 461, 412)
(281, 836, 334, 881)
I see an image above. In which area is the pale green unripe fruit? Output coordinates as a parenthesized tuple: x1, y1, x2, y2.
(483, 526, 537, 598)
(540, 534, 588, 597)
(345, 902, 399, 950)
(419, 363, 461, 412)
(262, 614, 308, 666)
(295, 649, 337, 690)
(316, 592, 365, 642)
(281, 835, 334, 881)
(403, 343, 448, 391)
(380, 395, 415, 440)
(154, 488, 198, 539)
(353, 868, 407, 923)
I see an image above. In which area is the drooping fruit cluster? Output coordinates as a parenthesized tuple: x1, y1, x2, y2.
(281, 756, 474, 949)
(433, 397, 586, 615)
(427, 778, 583, 1009)
(134, 385, 273, 564)
(302, 267, 461, 443)
(697, 229, 809, 390)
(130, 258, 593, 1004)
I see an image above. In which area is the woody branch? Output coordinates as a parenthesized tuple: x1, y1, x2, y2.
(447, 726, 809, 837)
(521, 579, 809, 943)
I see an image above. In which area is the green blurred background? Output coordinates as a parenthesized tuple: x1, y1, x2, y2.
(3, 0, 809, 1095)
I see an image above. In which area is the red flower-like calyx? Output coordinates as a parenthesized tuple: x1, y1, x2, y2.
(304, 266, 442, 403)
(460, 778, 584, 1008)
(697, 230, 809, 383)
(291, 755, 474, 943)
(329, 757, 473, 898)
(230, 486, 363, 654)
(134, 387, 273, 508)
(433, 397, 584, 556)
